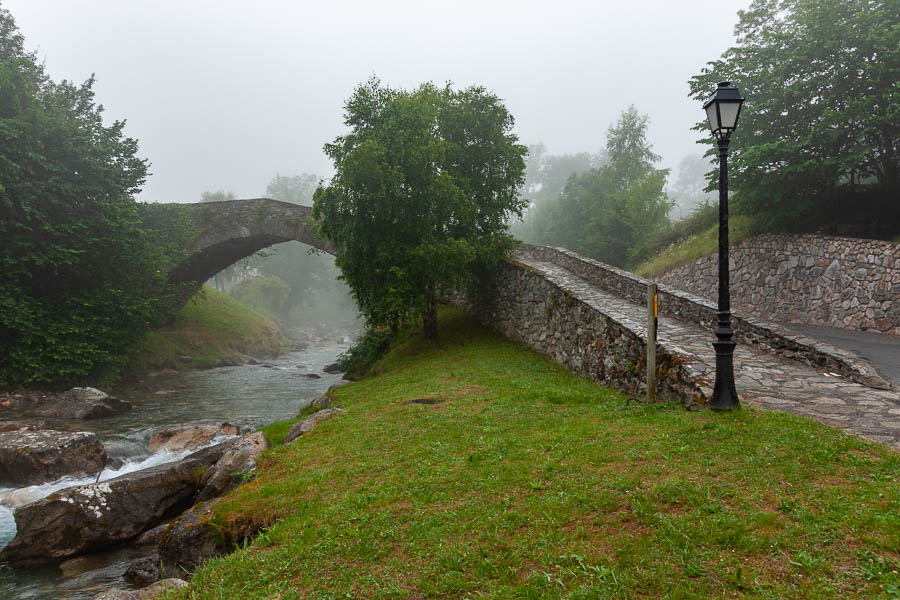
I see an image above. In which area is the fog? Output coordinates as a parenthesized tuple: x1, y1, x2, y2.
(6, 0, 751, 203)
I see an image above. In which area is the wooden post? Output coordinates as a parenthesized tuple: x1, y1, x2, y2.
(647, 283, 658, 402)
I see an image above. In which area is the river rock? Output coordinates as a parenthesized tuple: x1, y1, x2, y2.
(0, 441, 231, 564)
(148, 422, 240, 453)
(0, 420, 44, 432)
(124, 553, 161, 587)
(158, 499, 228, 578)
(0, 429, 107, 486)
(196, 432, 269, 502)
(323, 362, 344, 374)
(284, 408, 344, 444)
(133, 522, 171, 548)
(92, 578, 188, 600)
(31, 387, 132, 420)
(309, 394, 332, 409)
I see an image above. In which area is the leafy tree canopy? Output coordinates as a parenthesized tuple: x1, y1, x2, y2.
(0, 7, 161, 387)
(312, 78, 527, 338)
(689, 0, 900, 228)
(523, 106, 671, 268)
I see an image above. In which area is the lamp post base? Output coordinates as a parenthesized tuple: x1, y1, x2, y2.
(710, 338, 740, 410)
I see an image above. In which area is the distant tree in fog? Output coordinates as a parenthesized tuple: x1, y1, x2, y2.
(265, 173, 319, 206)
(524, 106, 671, 268)
(667, 154, 716, 220)
(200, 190, 237, 202)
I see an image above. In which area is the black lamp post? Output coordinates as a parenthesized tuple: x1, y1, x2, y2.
(703, 81, 744, 410)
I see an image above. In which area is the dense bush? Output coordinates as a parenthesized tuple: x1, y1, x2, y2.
(336, 328, 395, 379)
(0, 8, 166, 387)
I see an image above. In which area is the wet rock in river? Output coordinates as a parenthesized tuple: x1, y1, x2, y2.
(148, 422, 240, 453)
(0, 441, 231, 564)
(196, 431, 269, 502)
(30, 387, 132, 420)
(123, 553, 161, 587)
(0, 429, 106, 486)
(0, 420, 44, 432)
(323, 362, 344, 374)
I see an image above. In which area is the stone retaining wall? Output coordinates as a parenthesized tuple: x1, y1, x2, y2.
(517, 244, 889, 389)
(655, 234, 900, 335)
(451, 256, 707, 405)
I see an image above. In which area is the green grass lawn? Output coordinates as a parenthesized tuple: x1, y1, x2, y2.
(171, 308, 898, 599)
(128, 286, 284, 374)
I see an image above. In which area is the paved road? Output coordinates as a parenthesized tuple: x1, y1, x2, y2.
(783, 324, 900, 385)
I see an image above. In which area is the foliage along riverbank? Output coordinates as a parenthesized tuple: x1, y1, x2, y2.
(126, 286, 285, 377)
(166, 307, 898, 599)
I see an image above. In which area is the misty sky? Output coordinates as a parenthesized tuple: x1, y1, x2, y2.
(5, 0, 752, 203)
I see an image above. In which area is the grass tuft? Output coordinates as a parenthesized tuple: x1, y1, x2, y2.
(636, 214, 758, 277)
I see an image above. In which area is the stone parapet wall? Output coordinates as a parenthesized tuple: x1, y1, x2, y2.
(654, 234, 900, 335)
(450, 257, 708, 406)
(512, 245, 889, 389)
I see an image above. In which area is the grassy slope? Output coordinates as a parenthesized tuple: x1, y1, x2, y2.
(128, 286, 284, 373)
(173, 308, 897, 599)
(635, 215, 758, 278)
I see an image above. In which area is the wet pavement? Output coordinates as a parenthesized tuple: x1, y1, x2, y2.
(521, 257, 900, 450)
(782, 323, 900, 385)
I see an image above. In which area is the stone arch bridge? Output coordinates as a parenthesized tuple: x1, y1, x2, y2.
(153, 198, 338, 290)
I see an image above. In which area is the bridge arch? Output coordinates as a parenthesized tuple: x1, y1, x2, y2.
(165, 198, 338, 289)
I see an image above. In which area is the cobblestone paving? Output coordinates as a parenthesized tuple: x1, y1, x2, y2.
(524, 258, 900, 450)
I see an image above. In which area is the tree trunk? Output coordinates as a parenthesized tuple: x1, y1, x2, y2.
(423, 287, 437, 340)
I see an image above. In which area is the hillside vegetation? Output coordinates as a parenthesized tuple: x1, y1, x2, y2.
(127, 286, 284, 374)
(635, 214, 758, 278)
(170, 308, 898, 599)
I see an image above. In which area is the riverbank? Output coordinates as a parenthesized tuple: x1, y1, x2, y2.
(170, 308, 899, 599)
(126, 286, 285, 376)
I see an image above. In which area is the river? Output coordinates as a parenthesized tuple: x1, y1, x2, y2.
(0, 323, 357, 599)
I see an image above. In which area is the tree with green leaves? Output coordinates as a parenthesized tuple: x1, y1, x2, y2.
(512, 143, 605, 242)
(0, 7, 162, 386)
(524, 106, 671, 267)
(313, 78, 527, 339)
(689, 0, 900, 229)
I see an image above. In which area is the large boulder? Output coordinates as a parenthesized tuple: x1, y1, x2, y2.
(0, 429, 106, 486)
(284, 408, 344, 444)
(157, 498, 264, 580)
(196, 432, 269, 502)
(31, 387, 132, 420)
(0, 442, 230, 564)
(157, 499, 228, 579)
(148, 422, 240, 453)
